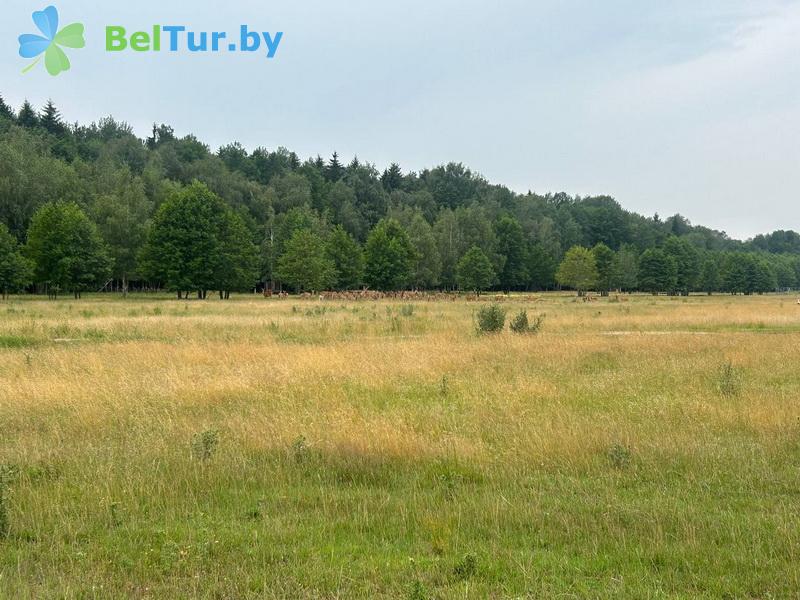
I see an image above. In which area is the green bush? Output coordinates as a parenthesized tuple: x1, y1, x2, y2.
(475, 304, 505, 334)
(716, 361, 742, 398)
(453, 552, 477, 580)
(509, 310, 544, 334)
(191, 429, 219, 461)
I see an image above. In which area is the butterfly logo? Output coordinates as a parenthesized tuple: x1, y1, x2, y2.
(19, 6, 85, 76)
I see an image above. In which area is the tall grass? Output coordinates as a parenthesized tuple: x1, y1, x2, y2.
(0, 293, 798, 597)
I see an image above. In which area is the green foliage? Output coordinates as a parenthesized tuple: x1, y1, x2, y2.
(0, 224, 32, 298)
(276, 229, 336, 292)
(700, 258, 720, 294)
(663, 236, 700, 294)
(453, 552, 478, 580)
(638, 248, 677, 293)
(716, 361, 742, 398)
(24, 202, 112, 298)
(140, 182, 255, 297)
(364, 218, 416, 290)
(496, 216, 528, 290)
(1, 98, 799, 298)
(325, 225, 364, 290)
(456, 246, 496, 292)
(405, 212, 441, 288)
(509, 310, 544, 334)
(17, 100, 38, 128)
(556, 246, 598, 293)
(475, 304, 505, 334)
(591, 242, 616, 293)
(612, 244, 639, 291)
(608, 443, 632, 469)
(191, 429, 219, 462)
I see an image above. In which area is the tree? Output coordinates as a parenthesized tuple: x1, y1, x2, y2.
(215, 210, 259, 298)
(25, 202, 112, 298)
(456, 246, 497, 293)
(40, 100, 65, 136)
(664, 236, 699, 295)
(773, 257, 797, 290)
(381, 163, 403, 192)
(140, 182, 231, 298)
(0, 95, 14, 121)
(612, 244, 639, 292)
(17, 101, 38, 128)
(405, 212, 441, 289)
(527, 242, 557, 290)
(496, 216, 529, 291)
(325, 225, 364, 290)
(0, 223, 31, 298)
(638, 248, 677, 294)
(91, 182, 152, 296)
(326, 152, 345, 182)
(751, 258, 776, 294)
(699, 258, 720, 295)
(591, 242, 616, 295)
(364, 218, 416, 290)
(720, 253, 750, 294)
(556, 246, 598, 295)
(276, 229, 335, 292)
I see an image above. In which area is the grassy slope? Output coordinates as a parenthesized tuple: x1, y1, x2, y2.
(1, 293, 799, 598)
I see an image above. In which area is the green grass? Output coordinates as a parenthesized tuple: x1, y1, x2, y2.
(1, 292, 800, 598)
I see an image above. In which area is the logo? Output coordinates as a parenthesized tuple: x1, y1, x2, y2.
(18, 6, 85, 76)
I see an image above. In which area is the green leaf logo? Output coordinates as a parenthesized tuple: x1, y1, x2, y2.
(19, 6, 85, 76)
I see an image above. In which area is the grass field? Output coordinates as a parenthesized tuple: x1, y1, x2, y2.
(2, 292, 800, 598)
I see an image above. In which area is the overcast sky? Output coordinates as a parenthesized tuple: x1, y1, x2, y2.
(2, 0, 799, 239)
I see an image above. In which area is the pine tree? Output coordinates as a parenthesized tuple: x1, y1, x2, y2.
(0, 94, 14, 121)
(381, 163, 403, 192)
(326, 152, 345, 182)
(40, 99, 65, 135)
(17, 100, 38, 128)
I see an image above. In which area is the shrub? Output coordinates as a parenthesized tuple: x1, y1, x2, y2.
(408, 581, 427, 600)
(509, 310, 544, 334)
(475, 304, 505, 334)
(191, 429, 219, 461)
(453, 552, 477, 580)
(716, 361, 742, 397)
(608, 443, 632, 469)
(291, 435, 311, 464)
(399, 304, 415, 317)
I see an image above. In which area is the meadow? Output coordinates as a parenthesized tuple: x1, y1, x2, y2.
(1, 292, 800, 598)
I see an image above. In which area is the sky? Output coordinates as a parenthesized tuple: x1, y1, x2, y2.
(2, 0, 799, 240)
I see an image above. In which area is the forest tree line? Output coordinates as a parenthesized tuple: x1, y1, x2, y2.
(2, 96, 800, 298)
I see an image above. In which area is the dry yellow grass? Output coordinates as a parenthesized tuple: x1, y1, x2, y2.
(1, 293, 800, 598)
